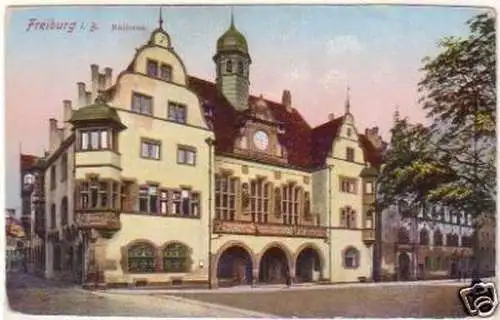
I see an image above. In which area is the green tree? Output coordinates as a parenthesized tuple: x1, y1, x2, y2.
(378, 11, 496, 280)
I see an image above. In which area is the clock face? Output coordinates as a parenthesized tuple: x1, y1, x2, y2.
(253, 130, 269, 151)
(154, 32, 169, 47)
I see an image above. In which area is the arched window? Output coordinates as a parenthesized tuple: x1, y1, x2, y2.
(343, 247, 359, 269)
(128, 243, 156, 273)
(419, 228, 429, 245)
(398, 227, 410, 244)
(226, 60, 233, 73)
(434, 229, 443, 246)
(61, 197, 68, 226)
(163, 242, 190, 273)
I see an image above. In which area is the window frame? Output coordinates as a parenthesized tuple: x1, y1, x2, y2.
(162, 242, 190, 273)
(167, 101, 187, 124)
(131, 92, 153, 116)
(250, 179, 270, 224)
(281, 183, 302, 225)
(140, 138, 161, 160)
(159, 63, 173, 81)
(177, 146, 197, 166)
(215, 174, 237, 221)
(346, 147, 355, 162)
(78, 128, 113, 152)
(339, 177, 357, 194)
(146, 59, 159, 77)
(343, 247, 360, 269)
(127, 243, 156, 274)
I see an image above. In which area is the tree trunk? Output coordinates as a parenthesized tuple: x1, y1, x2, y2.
(471, 219, 482, 282)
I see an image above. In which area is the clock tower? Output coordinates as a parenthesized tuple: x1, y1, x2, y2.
(213, 12, 251, 111)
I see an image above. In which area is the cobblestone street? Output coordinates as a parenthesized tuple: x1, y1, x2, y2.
(169, 281, 476, 318)
(5, 272, 273, 318)
(6, 272, 497, 318)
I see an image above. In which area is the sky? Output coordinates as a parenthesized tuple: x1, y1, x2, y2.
(4, 4, 491, 209)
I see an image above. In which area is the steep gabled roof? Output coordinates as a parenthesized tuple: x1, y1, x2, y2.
(188, 76, 313, 169)
(20, 154, 39, 171)
(310, 116, 344, 167)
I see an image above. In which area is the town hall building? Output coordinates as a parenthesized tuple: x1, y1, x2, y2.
(37, 11, 384, 288)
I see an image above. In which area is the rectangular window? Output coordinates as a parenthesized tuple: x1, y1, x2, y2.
(50, 166, 56, 190)
(168, 102, 187, 124)
(215, 175, 237, 221)
(250, 179, 269, 223)
(177, 147, 196, 166)
(141, 139, 161, 160)
(61, 153, 68, 182)
(281, 184, 301, 225)
(160, 190, 168, 215)
(160, 64, 172, 81)
(346, 147, 355, 162)
(340, 178, 357, 194)
(168, 189, 200, 217)
(79, 129, 110, 151)
(146, 59, 159, 77)
(365, 182, 373, 194)
(132, 92, 153, 115)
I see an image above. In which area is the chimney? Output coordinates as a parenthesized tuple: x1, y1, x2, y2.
(90, 64, 99, 102)
(77, 82, 86, 106)
(85, 92, 92, 105)
(98, 73, 106, 91)
(63, 100, 73, 123)
(49, 118, 58, 151)
(282, 90, 292, 112)
(328, 113, 335, 121)
(104, 67, 113, 88)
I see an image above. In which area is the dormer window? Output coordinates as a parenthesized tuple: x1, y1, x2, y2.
(147, 59, 159, 77)
(226, 60, 233, 73)
(160, 64, 172, 81)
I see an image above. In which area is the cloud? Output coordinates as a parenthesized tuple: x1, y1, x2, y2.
(326, 35, 364, 55)
(321, 68, 346, 89)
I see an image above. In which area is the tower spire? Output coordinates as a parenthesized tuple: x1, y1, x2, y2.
(158, 7, 164, 29)
(393, 105, 400, 123)
(345, 85, 351, 114)
(230, 7, 235, 28)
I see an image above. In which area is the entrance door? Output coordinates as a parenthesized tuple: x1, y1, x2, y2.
(398, 252, 411, 281)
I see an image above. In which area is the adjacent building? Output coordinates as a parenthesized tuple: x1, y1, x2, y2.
(37, 12, 385, 288)
(379, 202, 496, 281)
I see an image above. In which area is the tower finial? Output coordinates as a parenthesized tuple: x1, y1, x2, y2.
(230, 6, 235, 28)
(345, 85, 351, 114)
(159, 6, 164, 29)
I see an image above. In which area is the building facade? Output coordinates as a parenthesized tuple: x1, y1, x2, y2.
(379, 202, 485, 280)
(39, 14, 384, 288)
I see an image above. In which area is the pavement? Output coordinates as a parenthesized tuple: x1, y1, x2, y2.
(4, 271, 276, 318)
(102, 277, 497, 295)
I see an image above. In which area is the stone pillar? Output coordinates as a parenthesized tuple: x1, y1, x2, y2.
(45, 241, 54, 279)
(83, 229, 106, 289)
(252, 268, 259, 287)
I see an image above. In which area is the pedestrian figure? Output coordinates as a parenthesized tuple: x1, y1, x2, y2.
(286, 274, 292, 287)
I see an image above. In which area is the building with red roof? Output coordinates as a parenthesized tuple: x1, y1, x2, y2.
(39, 10, 385, 288)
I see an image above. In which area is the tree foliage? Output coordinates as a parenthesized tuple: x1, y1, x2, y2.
(378, 11, 496, 217)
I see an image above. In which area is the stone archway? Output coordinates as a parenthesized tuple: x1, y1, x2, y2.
(216, 246, 254, 286)
(258, 245, 292, 284)
(398, 252, 411, 281)
(295, 246, 322, 283)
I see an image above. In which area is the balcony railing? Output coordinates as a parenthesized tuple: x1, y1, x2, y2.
(213, 219, 327, 239)
(76, 210, 121, 230)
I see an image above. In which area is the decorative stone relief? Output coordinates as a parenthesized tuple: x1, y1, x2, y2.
(241, 165, 249, 175)
(274, 171, 281, 180)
